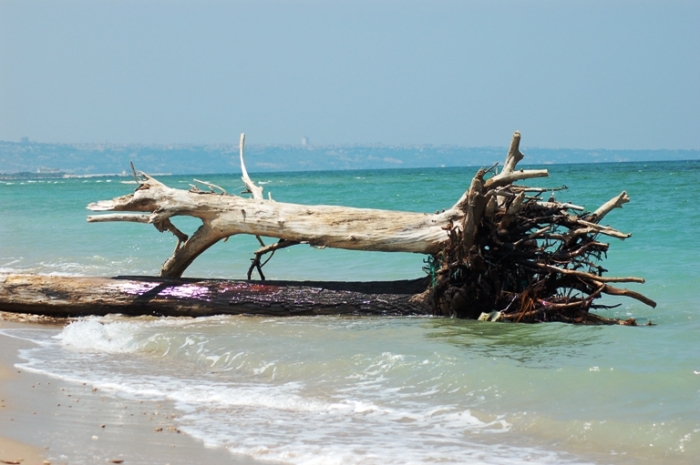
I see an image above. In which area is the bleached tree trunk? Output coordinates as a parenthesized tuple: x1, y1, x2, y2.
(88, 132, 547, 279)
(89, 181, 461, 277)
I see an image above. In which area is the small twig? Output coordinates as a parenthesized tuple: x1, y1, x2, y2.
(87, 214, 150, 223)
(587, 191, 630, 223)
(249, 258, 266, 281)
(529, 262, 645, 283)
(192, 178, 228, 195)
(130, 162, 139, 183)
(484, 162, 500, 175)
(536, 201, 585, 211)
(592, 281, 658, 308)
(511, 185, 568, 194)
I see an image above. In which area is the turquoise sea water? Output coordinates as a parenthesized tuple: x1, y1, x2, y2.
(1, 159, 699, 464)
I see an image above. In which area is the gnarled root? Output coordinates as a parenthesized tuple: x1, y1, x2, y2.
(432, 131, 656, 325)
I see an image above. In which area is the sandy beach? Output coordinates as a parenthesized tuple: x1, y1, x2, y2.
(0, 436, 45, 465)
(0, 315, 266, 465)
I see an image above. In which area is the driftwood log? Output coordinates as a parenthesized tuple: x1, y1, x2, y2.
(0, 274, 430, 317)
(0, 132, 656, 324)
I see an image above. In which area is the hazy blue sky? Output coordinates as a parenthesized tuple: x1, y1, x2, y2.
(1, 0, 698, 149)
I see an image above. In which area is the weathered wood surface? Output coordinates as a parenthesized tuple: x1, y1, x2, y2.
(0, 274, 431, 318)
(87, 132, 548, 278)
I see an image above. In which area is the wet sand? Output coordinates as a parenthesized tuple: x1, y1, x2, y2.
(0, 317, 267, 465)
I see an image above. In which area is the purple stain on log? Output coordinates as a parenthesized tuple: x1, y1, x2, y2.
(114, 281, 212, 301)
(115, 280, 280, 303)
(159, 284, 212, 299)
(114, 282, 160, 295)
(224, 283, 280, 293)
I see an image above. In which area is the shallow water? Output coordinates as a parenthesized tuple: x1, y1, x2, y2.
(1, 160, 699, 464)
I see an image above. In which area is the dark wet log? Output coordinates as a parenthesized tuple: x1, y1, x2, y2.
(0, 274, 431, 318)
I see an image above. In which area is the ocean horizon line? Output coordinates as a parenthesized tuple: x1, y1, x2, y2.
(2, 158, 698, 180)
(2, 138, 699, 153)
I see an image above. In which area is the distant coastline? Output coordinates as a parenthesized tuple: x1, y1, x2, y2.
(1, 139, 699, 177)
(1, 172, 138, 180)
(0, 170, 67, 181)
(0, 170, 173, 181)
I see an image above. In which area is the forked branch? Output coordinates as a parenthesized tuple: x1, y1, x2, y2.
(247, 239, 300, 281)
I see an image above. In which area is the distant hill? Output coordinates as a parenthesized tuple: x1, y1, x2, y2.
(1, 140, 698, 176)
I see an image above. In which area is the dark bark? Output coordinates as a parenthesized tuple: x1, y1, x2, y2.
(0, 274, 431, 318)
